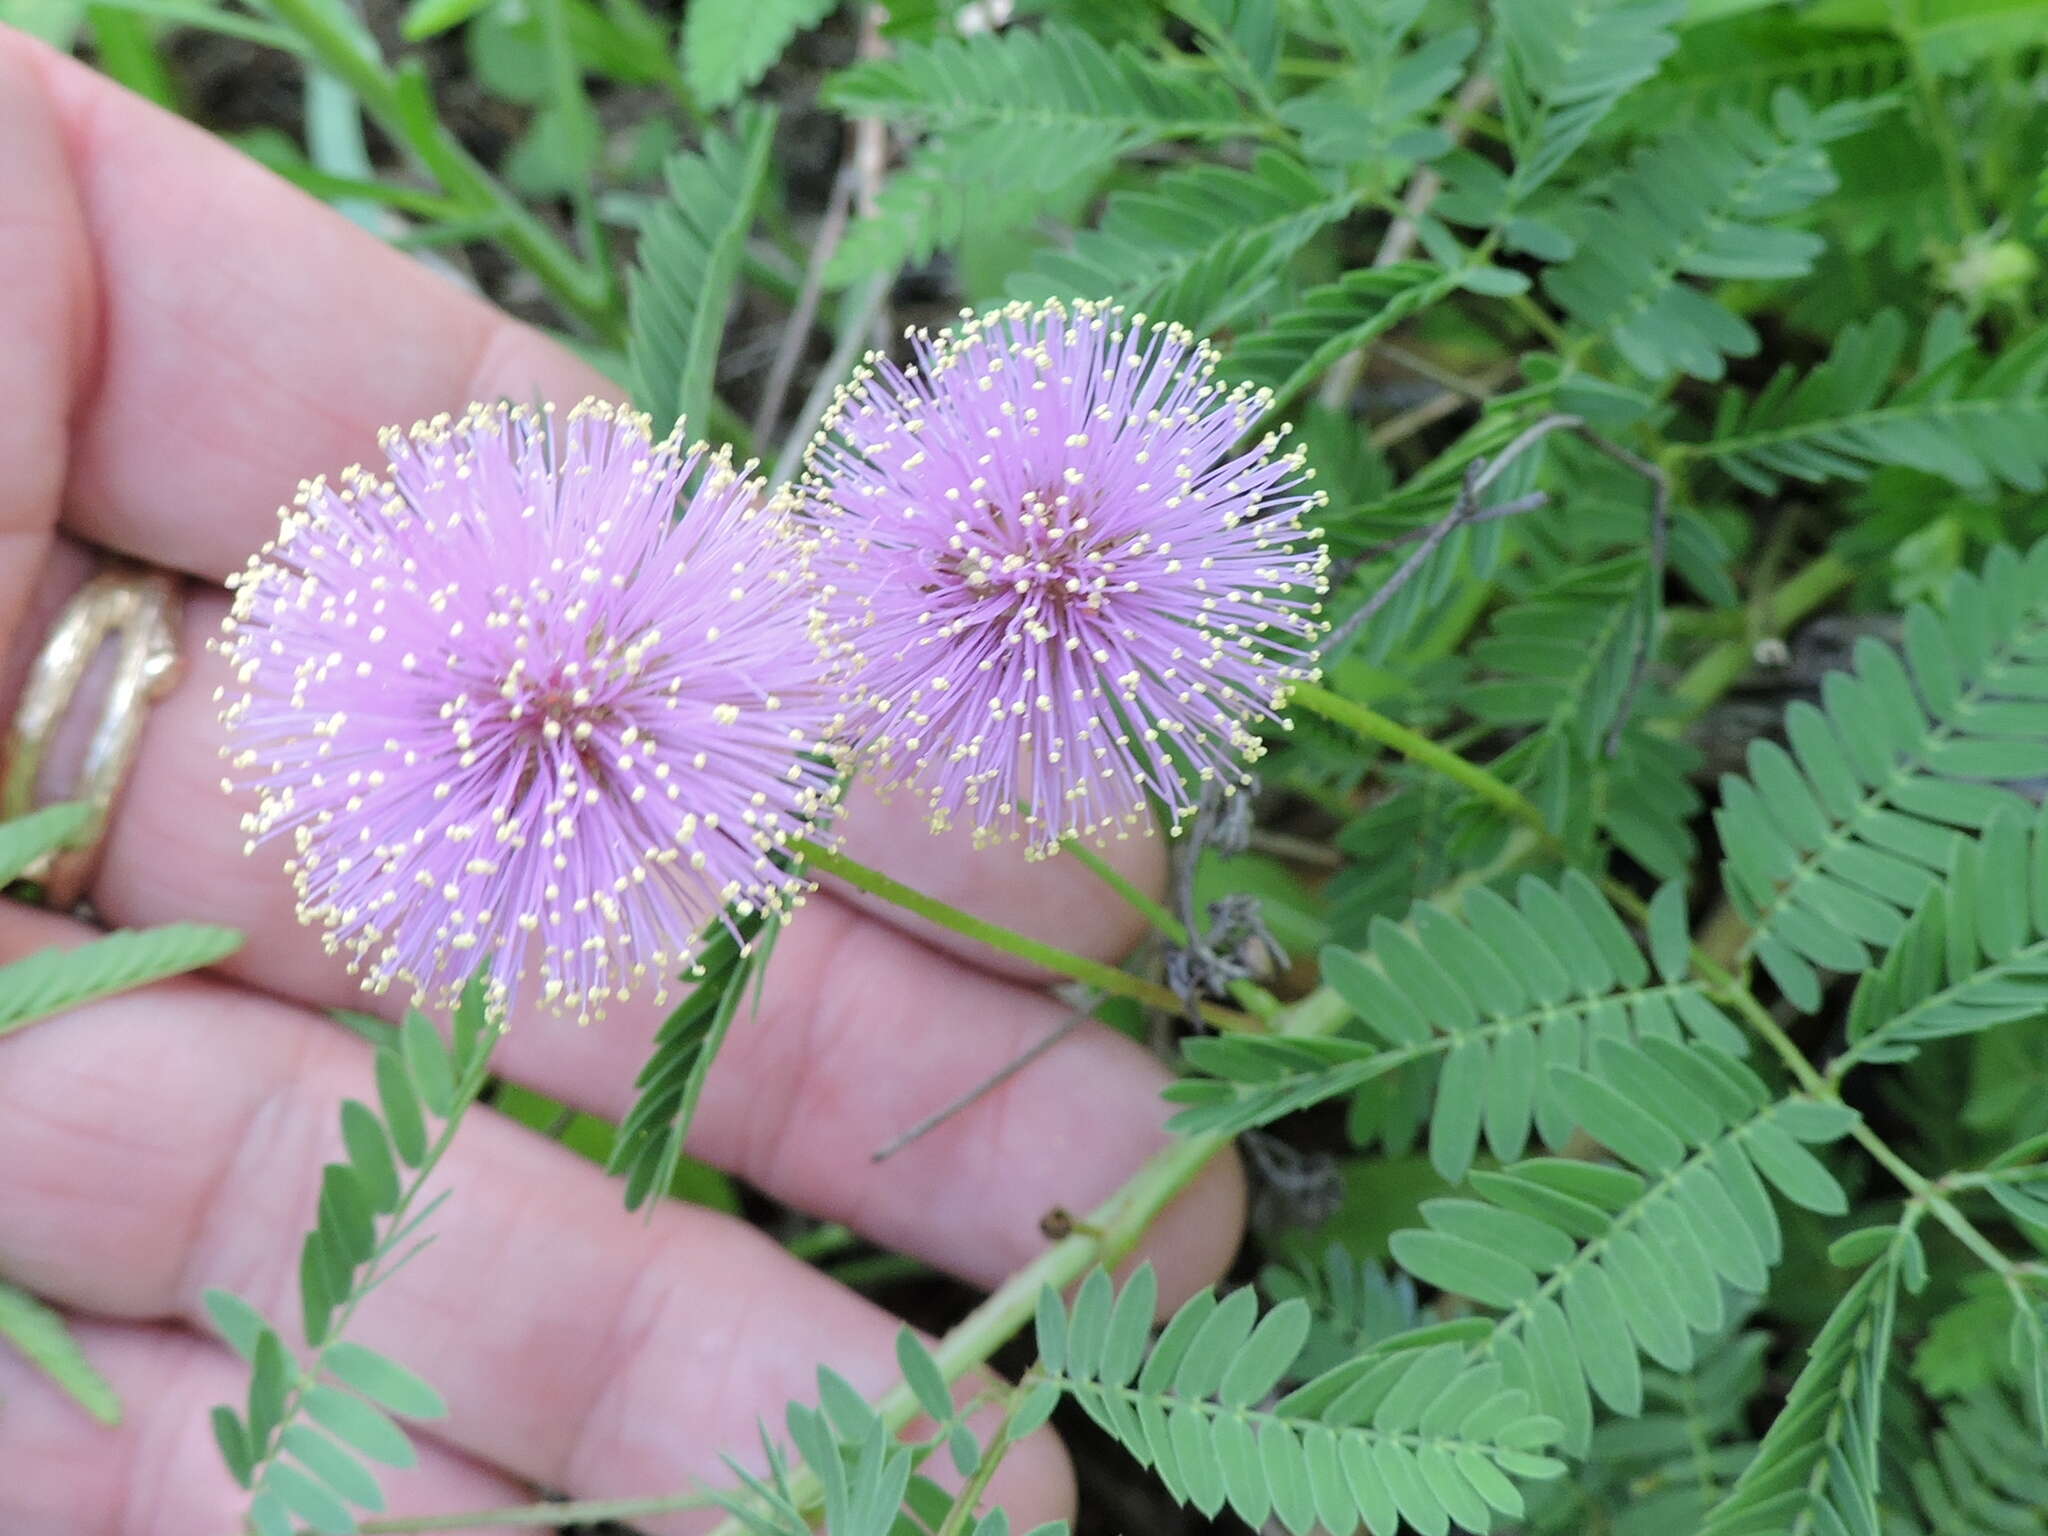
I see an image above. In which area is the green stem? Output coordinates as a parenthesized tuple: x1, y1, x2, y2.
(699, 982, 1355, 1536)
(932, 1386, 1029, 1536)
(1063, 840, 1188, 945)
(259, 0, 617, 339)
(247, 1022, 503, 1518)
(1290, 682, 1559, 848)
(350, 1491, 720, 1532)
(537, 0, 612, 301)
(796, 839, 1260, 1034)
(1668, 553, 1855, 718)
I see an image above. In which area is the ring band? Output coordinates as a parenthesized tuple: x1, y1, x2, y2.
(1, 563, 185, 911)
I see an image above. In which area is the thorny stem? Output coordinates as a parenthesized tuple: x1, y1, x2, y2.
(796, 839, 1261, 1035)
(260, 0, 618, 339)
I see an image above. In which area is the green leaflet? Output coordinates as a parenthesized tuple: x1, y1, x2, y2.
(0, 923, 244, 1038)
(1840, 802, 2048, 1073)
(1714, 537, 2048, 1010)
(1168, 871, 1748, 1183)
(680, 0, 837, 108)
(623, 106, 776, 437)
(0, 1281, 121, 1426)
(209, 982, 496, 1531)
(1009, 151, 1359, 333)
(1697, 1249, 1903, 1536)
(1683, 307, 2048, 493)
(1542, 92, 1877, 381)
(1383, 1038, 1855, 1457)
(1039, 1265, 1565, 1535)
(820, 21, 1248, 282)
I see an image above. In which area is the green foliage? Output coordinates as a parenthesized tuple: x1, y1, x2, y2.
(1039, 1265, 1567, 1535)
(1523, 1325, 1769, 1535)
(1902, 1388, 2048, 1533)
(1388, 1042, 1856, 1456)
(0, 1281, 120, 1427)
(624, 105, 776, 436)
(1541, 92, 1872, 381)
(1697, 1245, 1904, 1535)
(1228, 263, 1461, 406)
(1168, 870, 1750, 1178)
(1840, 802, 2048, 1071)
(1492, 0, 1684, 201)
(608, 908, 772, 1210)
(822, 22, 1245, 280)
(0, 922, 244, 1038)
(1686, 308, 2048, 493)
(681, 0, 837, 109)
(1712, 538, 2048, 1009)
(1009, 151, 1357, 333)
(208, 980, 498, 1534)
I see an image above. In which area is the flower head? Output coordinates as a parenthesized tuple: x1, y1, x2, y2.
(804, 300, 1329, 852)
(218, 399, 842, 1024)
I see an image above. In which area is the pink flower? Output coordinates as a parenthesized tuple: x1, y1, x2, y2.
(218, 400, 842, 1023)
(805, 301, 1329, 852)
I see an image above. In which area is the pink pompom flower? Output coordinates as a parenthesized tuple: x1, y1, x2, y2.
(218, 400, 843, 1024)
(804, 300, 1329, 853)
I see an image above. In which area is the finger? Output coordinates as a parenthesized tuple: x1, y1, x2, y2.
(0, 1315, 529, 1536)
(0, 38, 90, 674)
(0, 930, 1078, 1533)
(3, 34, 1170, 960)
(64, 632, 1239, 1293)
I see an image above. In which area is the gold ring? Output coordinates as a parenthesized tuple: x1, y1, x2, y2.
(1, 562, 185, 911)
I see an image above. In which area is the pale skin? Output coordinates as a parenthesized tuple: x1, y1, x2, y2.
(0, 31, 1245, 1535)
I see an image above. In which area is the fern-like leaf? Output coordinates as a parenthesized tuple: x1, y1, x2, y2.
(0, 802, 91, 888)
(821, 23, 1250, 282)
(0, 923, 243, 1037)
(1712, 537, 2048, 1010)
(1838, 802, 2048, 1074)
(1697, 1245, 1904, 1536)
(1903, 1388, 2048, 1533)
(1227, 261, 1459, 407)
(680, 0, 836, 109)
(1383, 1040, 1855, 1455)
(624, 106, 776, 435)
(1010, 150, 1356, 332)
(1041, 1266, 1567, 1535)
(1682, 308, 2048, 493)
(823, 23, 1245, 141)
(1542, 91, 1871, 381)
(609, 909, 772, 1210)
(826, 122, 1113, 284)
(1494, 0, 1685, 200)
(0, 1280, 121, 1426)
(1167, 872, 1750, 1182)
(210, 981, 497, 1534)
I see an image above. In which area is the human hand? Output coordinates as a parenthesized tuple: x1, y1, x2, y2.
(0, 31, 1244, 1533)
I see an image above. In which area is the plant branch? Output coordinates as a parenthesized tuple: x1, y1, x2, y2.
(795, 839, 1260, 1034)
(1290, 682, 1561, 848)
(700, 983, 1356, 1536)
(258, 0, 617, 339)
